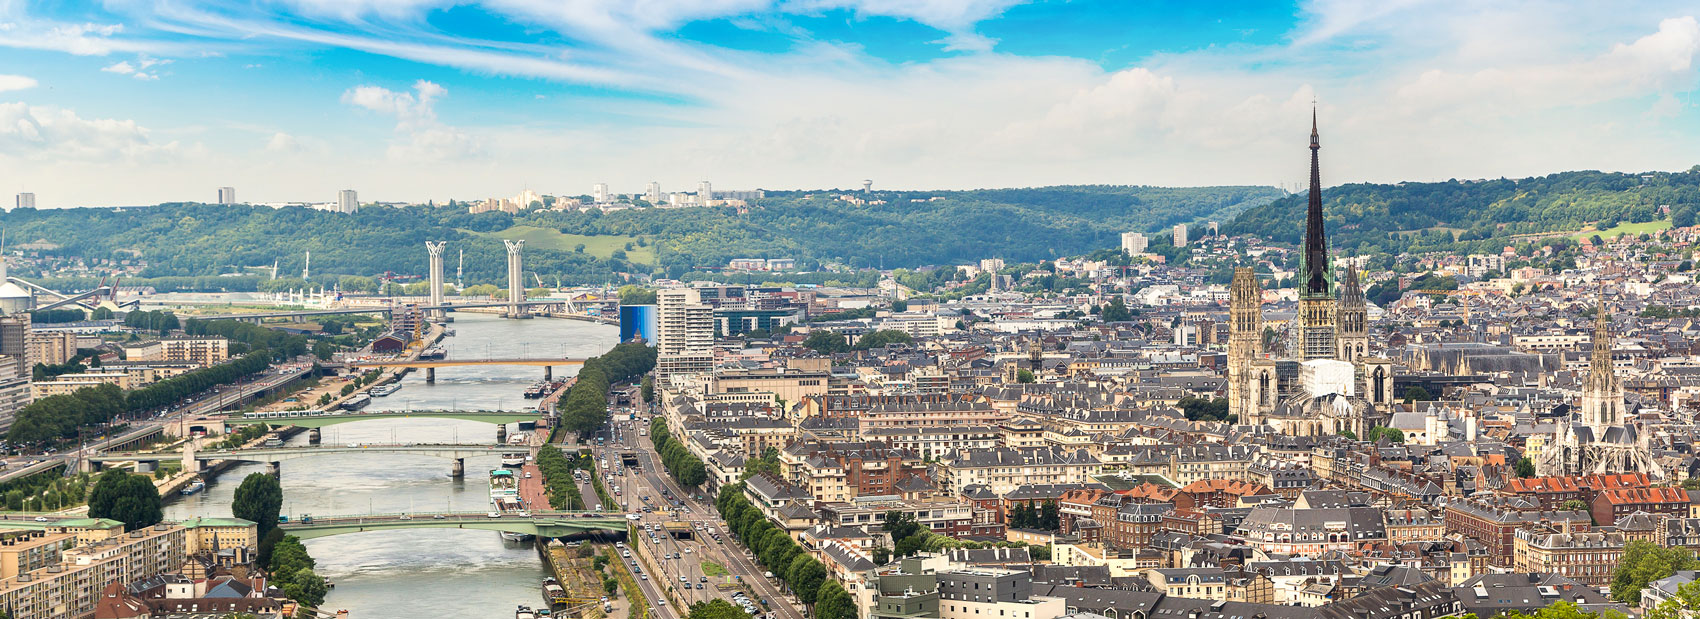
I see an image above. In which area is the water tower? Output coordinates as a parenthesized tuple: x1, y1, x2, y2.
(862, 179, 872, 193)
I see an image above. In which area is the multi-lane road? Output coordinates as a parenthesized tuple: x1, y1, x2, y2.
(0, 362, 314, 481)
(584, 413, 804, 619)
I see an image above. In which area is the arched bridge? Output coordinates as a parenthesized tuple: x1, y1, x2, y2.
(88, 443, 521, 465)
(221, 410, 547, 428)
(278, 511, 630, 539)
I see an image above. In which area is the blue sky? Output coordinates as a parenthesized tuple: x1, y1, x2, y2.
(0, 0, 1697, 207)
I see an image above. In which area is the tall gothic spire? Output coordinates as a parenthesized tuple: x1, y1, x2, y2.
(1591, 299, 1613, 377)
(1302, 106, 1332, 298)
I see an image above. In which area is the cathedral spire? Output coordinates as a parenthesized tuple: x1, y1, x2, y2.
(1302, 106, 1332, 299)
(1591, 299, 1613, 377)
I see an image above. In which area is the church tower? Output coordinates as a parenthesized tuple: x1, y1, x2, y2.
(1297, 108, 1338, 360)
(1336, 264, 1368, 363)
(1580, 302, 1623, 430)
(1228, 267, 1264, 420)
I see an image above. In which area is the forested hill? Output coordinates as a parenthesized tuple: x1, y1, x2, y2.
(0, 185, 1280, 287)
(1225, 168, 1700, 256)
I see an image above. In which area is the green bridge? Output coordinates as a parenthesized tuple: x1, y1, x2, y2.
(277, 512, 630, 539)
(221, 410, 547, 428)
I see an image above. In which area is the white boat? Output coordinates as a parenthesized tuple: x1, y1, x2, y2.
(501, 453, 526, 467)
(370, 384, 401, 397)
(500, 531, 534, 542)
(516, 606, 537, 619)
(179, 481, 205, 496)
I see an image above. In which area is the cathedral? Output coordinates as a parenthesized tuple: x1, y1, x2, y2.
(1227, 111, 1394, 438)
(1534, 304, 1664, 478)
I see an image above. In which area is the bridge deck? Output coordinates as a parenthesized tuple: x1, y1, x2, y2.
(347, 358, 586, 368)
(219, 410, 546, 426)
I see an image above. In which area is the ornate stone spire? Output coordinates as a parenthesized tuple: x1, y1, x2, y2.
(1339, 262, 1364, 306)
(1582, 298, 1621, 428)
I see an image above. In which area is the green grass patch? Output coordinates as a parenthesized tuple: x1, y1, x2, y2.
(1568, 219, 1671, 241)
(700, 560, 729, 578)
(460, 225, 655, 264)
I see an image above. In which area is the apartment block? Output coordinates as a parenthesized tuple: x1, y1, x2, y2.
(0, 523, 187, 619)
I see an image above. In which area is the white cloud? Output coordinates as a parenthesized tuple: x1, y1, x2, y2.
(0, 102, 180, 162)
(8, 1, 1700, 206)
(265, 132, 301, 153)
(100, 54, 171, 79)
(341, 80, 479, 161)
(0, 74, 35, 92)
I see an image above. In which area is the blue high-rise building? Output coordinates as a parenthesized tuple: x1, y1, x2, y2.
(620, 304, 657, 343)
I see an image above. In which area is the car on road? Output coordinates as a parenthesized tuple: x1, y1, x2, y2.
(433, 514, 446, 519)
(33, 517, 46, 522)
(399, 514, 412, 520)
(700, 577, 708, 583)
(487, 511, 502, 518)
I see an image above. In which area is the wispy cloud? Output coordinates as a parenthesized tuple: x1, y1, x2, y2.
(341, 79, 479, 161)
(0, 73, 35, 92)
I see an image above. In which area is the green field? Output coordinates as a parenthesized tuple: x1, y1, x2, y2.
(460, 225, 655, 264)
(1568, 219, 1671, 241)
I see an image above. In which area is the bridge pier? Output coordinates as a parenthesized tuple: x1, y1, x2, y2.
(544, 366, 552, 381)
(426, 368, 436, 384)
(267, 461, 281, 478)
(451, 458, 464, 478)
(308, 428, 321, 445)
(135, 461, 157, 473)
(78, 458, 99, 474)
(497, 424, 508, 444)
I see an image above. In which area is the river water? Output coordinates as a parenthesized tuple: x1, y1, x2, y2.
(164, 312, 619, 618)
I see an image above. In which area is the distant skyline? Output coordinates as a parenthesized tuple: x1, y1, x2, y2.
(0, 1, 1698, 208)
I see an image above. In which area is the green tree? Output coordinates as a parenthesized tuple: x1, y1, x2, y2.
(802, 330, 850, 354)
(1100, 296, 1134, 322)
(788, 556, 828, 605)
(1612, 540, 1699, 605)
(1016, 369, 1036, 383)
(282, 568, 329, 608)
(641, 375, 655, 403)
(1365, 426, 1406, 443)
(1560, 499, 1589, 512)
(1515, 457, 1537, 478)
(1402, 386, 1433, 402)
(1646, 581, 1700, 619)
(815, 581, 855, 619)
(87, 470, 163, 531)
(687, 599, 748, 619)
(232, 473, 284, 538)
(853, 329, 914, 350)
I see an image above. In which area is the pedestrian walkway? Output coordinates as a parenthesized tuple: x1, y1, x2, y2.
(519, 461, 551, 509)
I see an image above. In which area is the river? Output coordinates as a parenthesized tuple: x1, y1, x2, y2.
(164, 312, 619, 618)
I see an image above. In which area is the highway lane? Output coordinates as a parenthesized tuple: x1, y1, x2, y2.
(0, 362, 314, 481)
(596, 416, 804, 619)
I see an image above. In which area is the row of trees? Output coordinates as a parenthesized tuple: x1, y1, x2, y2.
(801, 329, 914, 354)
(650, 417, 707, 487)
(186, 319, 312, 359)
(123, 310, 180, 334)
(1006, 501, 1060, 531)
(882, 511, 1051, 561)
(7, 350, 274, 445)
(715, 485, 846, 618)
(537, 445, 588, 510)
(560, 342, 658, 437)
